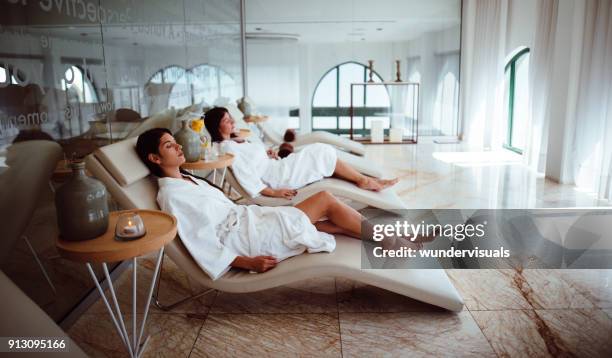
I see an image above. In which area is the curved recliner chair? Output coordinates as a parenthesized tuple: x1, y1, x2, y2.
(85, 137, 464, 312)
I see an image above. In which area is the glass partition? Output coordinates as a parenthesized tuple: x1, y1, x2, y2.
(0, 0, 241, 323)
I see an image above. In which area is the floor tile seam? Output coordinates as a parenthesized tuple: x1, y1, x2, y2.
(464, 308, 501, 358)
(188, 290, 218, 358)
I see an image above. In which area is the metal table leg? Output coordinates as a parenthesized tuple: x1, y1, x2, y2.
(85, 247, 165, 358)
(219, 167, 227, 188)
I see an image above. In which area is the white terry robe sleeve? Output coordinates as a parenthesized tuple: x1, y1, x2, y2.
(158, 190, 237, 280)
(222, 141, 268, 197)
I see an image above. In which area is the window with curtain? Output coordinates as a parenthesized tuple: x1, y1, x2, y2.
(60, 65, 98, 103)
(504, 48, 530, 154)
(312, 61, 390, 136)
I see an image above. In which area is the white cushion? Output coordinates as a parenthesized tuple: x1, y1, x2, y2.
(94, 137, 149, 187)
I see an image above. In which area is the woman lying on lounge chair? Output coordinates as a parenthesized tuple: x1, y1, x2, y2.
(136, 128, 419, 280)
(203, 107, 398, 200)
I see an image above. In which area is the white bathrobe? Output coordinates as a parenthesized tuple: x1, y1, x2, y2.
(157, 175, 336, 280)
(221, 140, 337, 197)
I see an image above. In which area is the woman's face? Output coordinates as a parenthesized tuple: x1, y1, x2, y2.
(218, 111, 235, 138)
(149, 133, 185, 168)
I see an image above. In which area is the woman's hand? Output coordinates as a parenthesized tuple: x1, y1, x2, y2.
(274, 188, 297, 199)
(249, 255, 278, 273)
(261, 187, 298, 199)
(266, 148, 279, 159)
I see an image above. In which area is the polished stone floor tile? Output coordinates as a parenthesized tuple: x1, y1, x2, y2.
(471, 310, 553, 358)
(191, 313, 341, 357)
(68, 312, 203, 358)
(446, 269, 533, 310)
(335, 278, 445, 313)
(210, 277, 337, 313)
(536, 309, 612, 357)
(555, 269, 612, 308)
(472, 309, 612, 358)
(339, 311, 496, 357)
(520, 269, 594, 309)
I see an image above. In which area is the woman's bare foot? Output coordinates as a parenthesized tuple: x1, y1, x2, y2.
(357, 177, 384, 191)
(375, 177, 399, 189)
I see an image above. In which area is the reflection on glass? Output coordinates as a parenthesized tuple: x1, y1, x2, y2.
(0, 0, 242, 323)
(60, 66, 98, 103)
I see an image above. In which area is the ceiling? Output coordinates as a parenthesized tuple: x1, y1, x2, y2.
(1, 0, 460, 47)
(245, 0, 461, 43)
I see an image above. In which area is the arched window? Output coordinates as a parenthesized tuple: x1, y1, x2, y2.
(190, 64, 239, 106)
(312, 62, 390, 136)
(504, 48, 530, 154)
(60, 65, 98, 103)
(146, 64, 239, 110)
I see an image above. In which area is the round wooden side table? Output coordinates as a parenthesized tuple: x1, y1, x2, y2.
(181, 153, 234, 187)
(56, 209, 177, 358)
(237, 128, 251, 138)
(243, 115, 269, 123)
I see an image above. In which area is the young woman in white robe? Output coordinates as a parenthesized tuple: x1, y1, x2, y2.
(136, 128, 422, 280)
(203, 107, 398, 200)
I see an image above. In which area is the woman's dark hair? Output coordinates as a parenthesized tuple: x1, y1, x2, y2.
(283, 129, 296, 142)
(278, 142, 294, 158)
(136, 127, 172, 177)
(135, 127, 222, 190)
(204, 107, 229, 142)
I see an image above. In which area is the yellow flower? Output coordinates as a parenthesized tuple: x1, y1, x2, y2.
(190, 118, 204, 133)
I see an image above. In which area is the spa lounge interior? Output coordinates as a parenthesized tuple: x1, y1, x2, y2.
(1, 0, 611, 357)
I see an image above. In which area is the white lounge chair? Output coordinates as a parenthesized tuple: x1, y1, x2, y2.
(224, 168, 406, 211)
(85, 138, 464, 312)
(225, 104, 366, 156)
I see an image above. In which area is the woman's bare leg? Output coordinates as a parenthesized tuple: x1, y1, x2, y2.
(295, 191, 362, 237)
(314, 220, 359, 238)
(295, 191, 424, 250)
(332, 159, 398, 191)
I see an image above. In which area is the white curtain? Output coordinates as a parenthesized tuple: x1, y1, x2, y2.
(433, 53, 460, 136)
(524, 0, 558, 173)
(565, 0, 612, 201)
(459, 0, 508, 148)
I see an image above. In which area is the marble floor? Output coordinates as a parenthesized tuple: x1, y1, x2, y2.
(8, 140, 612, 357)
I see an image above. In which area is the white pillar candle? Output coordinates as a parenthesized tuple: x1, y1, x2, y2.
(389, 127, 404, 143)
(370, 120, 384, 143)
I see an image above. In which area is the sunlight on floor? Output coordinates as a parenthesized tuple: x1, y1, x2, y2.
(432, 150, 522, 167)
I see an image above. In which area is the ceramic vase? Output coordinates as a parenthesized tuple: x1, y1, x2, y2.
(55, 161, 109, 241)
(174, 120, 201, 162)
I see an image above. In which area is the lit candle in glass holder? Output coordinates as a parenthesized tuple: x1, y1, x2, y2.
(115, 212, 146, 241)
